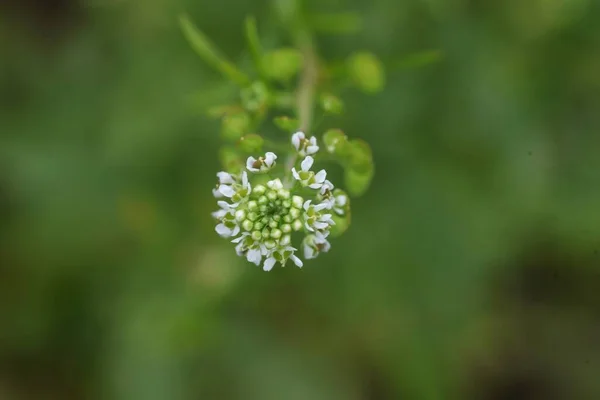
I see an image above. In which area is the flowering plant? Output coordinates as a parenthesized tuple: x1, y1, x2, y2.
(180, 5, 381, 271)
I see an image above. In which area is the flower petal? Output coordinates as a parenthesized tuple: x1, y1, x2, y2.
(290, 255, 303, 267)
(301, 156, 314, 172)
(217, 171, 234, 184)
(218, 185, 236, 198)
(263, 257, 276, 271)
(314, 170, 327, 183)
(291, 132, 303, 150)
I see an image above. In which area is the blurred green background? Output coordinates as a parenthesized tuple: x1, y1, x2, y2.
(2, 0, 600, 399)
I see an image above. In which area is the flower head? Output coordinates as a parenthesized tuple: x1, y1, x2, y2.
(212, 132, 349, 271)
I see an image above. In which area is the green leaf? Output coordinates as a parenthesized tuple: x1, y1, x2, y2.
(179, 14, 249, 86)
(244, 16, 264, 76)
(347, 51, 385, 94)
(307, 12, 364, 35)
(344, 162, 374, 197)
(262, 48, 303, 83)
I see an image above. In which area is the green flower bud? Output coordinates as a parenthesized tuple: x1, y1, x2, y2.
(253, 185, 266, 196)
(262, 228, 271, 238)
(280, 234, 291, 246)
(247, 200, 258, 210)
(347, 51, 385, 94)
(283, 215, 292, 223)
(278, 189, 290, 200)
(292, 219, 303, 231)
(320, 93, 344, 114)
(251, 230, 262, 240)
(269, 220, 279, 229)
(289, 208, 300, 219)
(253, 221, 264, 231)
(273, 116, 300, 132)
(270, 228, 282, 239)
(262, 48, 302, 82)
(238, 133, 264, 153)
(258, 195, 268, 205)
(281, 223, 292, 233)
(241, 81, 270, 112)
(242, 220, 254, 231)
(291, 196, 304, 209)
(221, 111, 251, 141)
(247, 212, 259, 222)
(267, 190, 278, 201)
(234, 210, 246, 222)
(264, 239, 277, 249)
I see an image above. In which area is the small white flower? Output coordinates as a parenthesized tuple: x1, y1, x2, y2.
(319, 180, 334, 195)
(292, 156, 327, 189)
(303, 200, 335, 232)
(246, 152, 278, 173)
(303, 232, 331, 259)
(211, 200, 238, 219)
(291, 131, 319, 157)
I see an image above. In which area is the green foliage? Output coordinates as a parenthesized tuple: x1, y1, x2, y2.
(238, 133, 265, 153)
(347, 51, 385, 93)
(179, 14, 249, 86)
(261, 48, 303, 82)
(319, 93, 344, 114)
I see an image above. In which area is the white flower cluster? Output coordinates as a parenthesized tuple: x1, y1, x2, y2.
(211, 131, 349, 271)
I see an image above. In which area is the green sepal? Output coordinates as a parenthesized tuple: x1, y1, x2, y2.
(261, 48, 303, 83)
(347, 51, 385, 94)
(237, 134, 264, 153)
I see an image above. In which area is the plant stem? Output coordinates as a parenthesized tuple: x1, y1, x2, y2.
(285, 31, 319, 177)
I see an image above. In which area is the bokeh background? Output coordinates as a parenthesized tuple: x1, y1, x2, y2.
(2, 0, 600, 399)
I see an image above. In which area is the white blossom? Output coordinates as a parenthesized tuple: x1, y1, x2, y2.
(291, 131, 319, 157)
(246, 152, 278, 173)
(303, 231, 331, 259)
(303, 200, 335, 232)
(292, 156, 327, 189)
